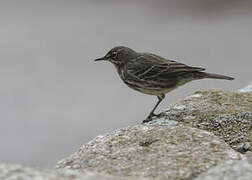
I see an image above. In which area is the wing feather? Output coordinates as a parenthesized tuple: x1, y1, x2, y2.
(127, 53, 205, 81)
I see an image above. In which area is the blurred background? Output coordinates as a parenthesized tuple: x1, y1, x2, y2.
(0, 0, 251, 167)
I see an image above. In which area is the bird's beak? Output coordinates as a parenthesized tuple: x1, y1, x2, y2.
(94, 56, 107, 62)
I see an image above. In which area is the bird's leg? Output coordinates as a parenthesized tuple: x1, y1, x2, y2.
(143, 94, 165, 123)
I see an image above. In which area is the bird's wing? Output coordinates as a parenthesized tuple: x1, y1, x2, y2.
(127, 53, 205, 81)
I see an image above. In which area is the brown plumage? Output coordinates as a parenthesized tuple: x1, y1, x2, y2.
(95, 46, 234, 123)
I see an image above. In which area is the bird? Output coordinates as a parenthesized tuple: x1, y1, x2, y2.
(94, 46, 234, 123)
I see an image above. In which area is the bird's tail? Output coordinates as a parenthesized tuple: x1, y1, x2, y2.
(198, 72, 234, 80)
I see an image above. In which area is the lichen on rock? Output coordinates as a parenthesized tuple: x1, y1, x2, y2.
(0, 164, 144, 180)
(194, 157, 252, 180)
(151, 90, 252, 152)
(56, 125, 241, 180)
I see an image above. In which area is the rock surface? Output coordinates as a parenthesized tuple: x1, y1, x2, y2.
(239, 83, 252, 93)
(150, 90, 252, 152)
(2, 89, 251, 180)
(56, 125, 240, 180)
(0, 164, 145, 180)
(195, 158, 252, 180)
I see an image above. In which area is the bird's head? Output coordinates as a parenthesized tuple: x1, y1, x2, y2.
(94, 46, 137, 66)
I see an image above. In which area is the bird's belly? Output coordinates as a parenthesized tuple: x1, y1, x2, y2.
(118, 68, 192, 96)
(123, 79, 180, 96)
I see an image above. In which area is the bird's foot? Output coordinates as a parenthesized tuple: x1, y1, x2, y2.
(142, 117, 153, 123)
(142, 113, 162, 123)
(152, 112, 163, 118)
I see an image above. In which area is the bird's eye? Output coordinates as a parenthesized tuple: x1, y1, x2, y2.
(111, 51, 117, 58)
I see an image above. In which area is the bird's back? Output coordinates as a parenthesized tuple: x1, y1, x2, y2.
(118, 52, 205, 95)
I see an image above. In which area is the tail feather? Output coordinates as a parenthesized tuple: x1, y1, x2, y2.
(199, 72, 234, 80)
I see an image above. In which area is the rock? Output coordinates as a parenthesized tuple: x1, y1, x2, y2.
(150, 90, 252, 152)
(0, 164, 144, 180)
(239, 83, 252, 93)
(195, 158, 252, 180)
(3, 89, 251, 179)
(234, 142, 251, 154)
(56, 125, 241, 180)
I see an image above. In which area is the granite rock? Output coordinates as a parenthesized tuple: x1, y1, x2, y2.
(56, 125, 241, 180)
(0, 164, 145, 180)
(195, 158, 252, 180)
(150, 90, 252, 152)
(239, 83, 252, 93)
(2, 89, 251, 180)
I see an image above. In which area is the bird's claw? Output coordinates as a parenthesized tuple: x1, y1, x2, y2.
(142, 117, 153, 123)
(142, 112, 163, 123)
